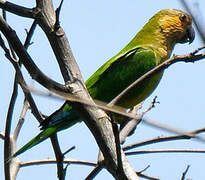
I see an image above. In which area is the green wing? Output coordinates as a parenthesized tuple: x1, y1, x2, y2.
(86, 46, 162, 108)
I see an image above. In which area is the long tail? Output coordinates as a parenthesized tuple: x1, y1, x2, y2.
(11, 126, 58, 159)
(9, 109, 79, 160)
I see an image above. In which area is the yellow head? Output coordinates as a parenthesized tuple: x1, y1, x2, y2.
(158, 9, 194, 44)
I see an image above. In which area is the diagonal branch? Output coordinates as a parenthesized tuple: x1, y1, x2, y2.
(109, 47, 205, 106)
(0, 1, 34, 18)
(123, 126, 205, 151)
(0, 16, 67, 93)
(27, 82, 205, 144)
(181, 165, 190, 180)
(85, 165, 103, 180)
(120, 97, 158, 144)
(0, 132, 5, 140)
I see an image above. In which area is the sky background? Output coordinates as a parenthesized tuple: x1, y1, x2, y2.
(1, 0, 205, 179)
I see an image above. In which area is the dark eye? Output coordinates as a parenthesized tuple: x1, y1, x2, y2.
(179, 14, 187, 23)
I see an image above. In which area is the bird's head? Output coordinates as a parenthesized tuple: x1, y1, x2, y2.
(157, 9, 195, 44)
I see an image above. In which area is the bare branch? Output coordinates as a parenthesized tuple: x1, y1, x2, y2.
(0, 16, 68, 93)
(63, 146, 76, 157)
(1, 15, 39, 179)
(26, 84, 205, 144)
(0, 1, 34, 18)
(4, 66, 18, 180)
(0, 132, 5, 140)
(85, 165, 103, 180)
(109, 47, 205, 106)
(50, 134, 66, 180)
(54, 0, 64, 29)
(125, 149, 205, 156)
(123, 127, 205, 151)
(24, 20, 37, 49)
(120, 97, 158, 144)
(136, 165, 159, 180)
(13, 100, 29, 141)
(20, 158, 97, 168)
(181, 165, 190, 180)
(137, 172, 159, 180)
(138, 165, 150, 174)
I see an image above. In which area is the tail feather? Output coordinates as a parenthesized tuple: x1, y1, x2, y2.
(8, 108, 80, 161)
(12, 127, 57, 159)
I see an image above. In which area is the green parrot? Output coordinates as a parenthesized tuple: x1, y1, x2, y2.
(12, 9, 195, 158)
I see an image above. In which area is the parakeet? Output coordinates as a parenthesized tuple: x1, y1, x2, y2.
(12, 9, 195, 158)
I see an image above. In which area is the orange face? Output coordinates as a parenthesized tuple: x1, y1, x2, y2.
(159, 9, 194, 44)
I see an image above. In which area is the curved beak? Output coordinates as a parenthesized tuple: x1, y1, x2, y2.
(186, 25, 195, 44)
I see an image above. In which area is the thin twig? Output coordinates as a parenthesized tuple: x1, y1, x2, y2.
(137, 172, 159, 180)
(13, 100, 30, 141)
(24, 20, 37, 49)
(125, 149, 205, 156)
(119, 96, 159, 143)
(119, 103, 143, 144)
(123, 127, 205, 151)
(181, 165, 190, 180)
(139, 96, 159, 118)
(0, 132, 5, 140)
(136, 165, 160, 180)
(55, 0, 64, 30)
(109, 47, 205, 106)
(20, 158, 97, 168)
(138, 165, 151, 174)
(63, 146, 75, 156)
(85, 165, 103, 180)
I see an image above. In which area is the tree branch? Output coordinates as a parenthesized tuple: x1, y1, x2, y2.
(13, 100, 29, 141)
(26, 82, 205, 144)
(0, 1, 34, 18)
(4, 73, 18, 180)
(85, 165, 103, 180)
(20, 158, 96, 167)
(125, 149, 205, 156)
(0, 132, 5, 140)
(120, 97, 158, 144)
(181, 165, 190, 180)
(123, 126, 205, 151)
(109, 47, 205, 106)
